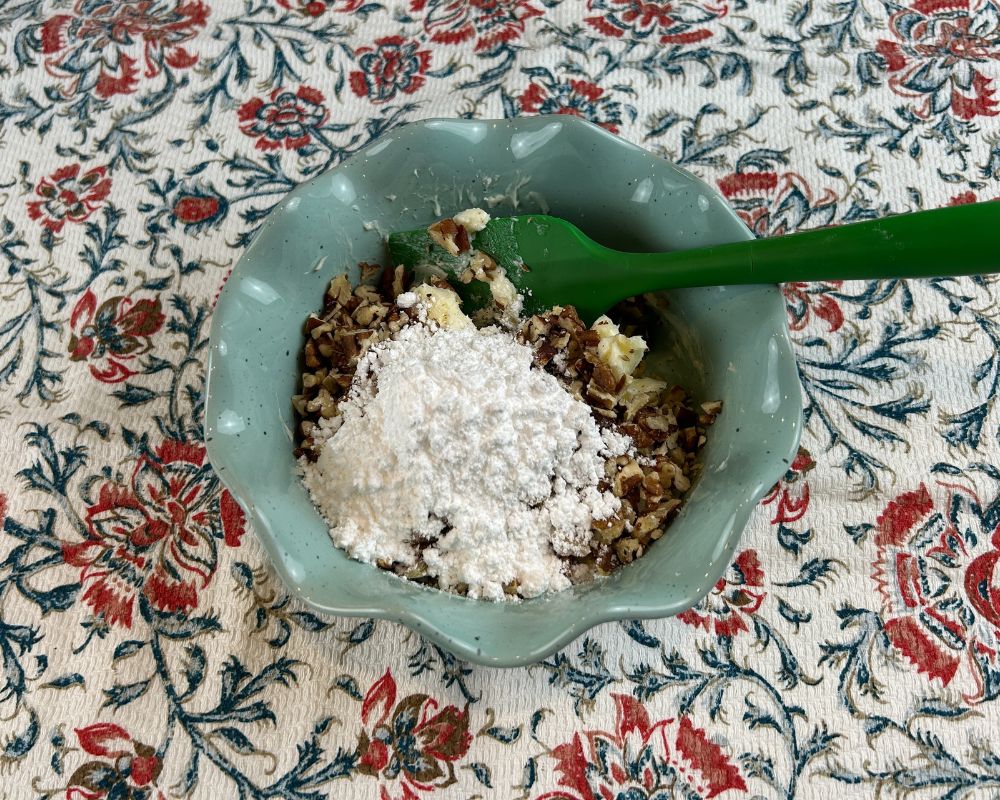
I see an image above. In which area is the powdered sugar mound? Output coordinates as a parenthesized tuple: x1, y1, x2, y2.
(300, 321, 630, 601)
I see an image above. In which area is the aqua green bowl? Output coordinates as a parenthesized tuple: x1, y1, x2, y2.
(205, 116, 802, 667)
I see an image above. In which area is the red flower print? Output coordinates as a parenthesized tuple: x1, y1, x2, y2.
(158, 180, 229, 233)
(63, 440, 246, 627)
(950, 190, 979, 205)
(172, 185, 229, 231)
(876, 0, 1000, 120)
(356, 669, 472, 795)
(762, 447, 816, 524)
(872, 480, 1000, 702)
(68, 290, 165, 383)
(238, 86, 329, 151)
(677, 550, 766, 638)
(66, 723, 164, 799)
(26, 164, 111, 233)
(349, 36, 432, 103)
(781, 281, 845, 332)
(536, 694, 746, 799)
(949, 191, 999, 204)
(519, 72, 635, 133)
(410, 0, 543, 51)
(39, 0, 207, 98)
(277, 0, 326, 15)
(585, 0, 728, 44)
(716, 169, 838, 238)
(717, 169, 843, 331)
(276, 0, 365, 15)
(173, 195, 219, 224)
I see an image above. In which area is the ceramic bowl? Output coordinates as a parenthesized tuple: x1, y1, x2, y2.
(204, 116, 802, 667)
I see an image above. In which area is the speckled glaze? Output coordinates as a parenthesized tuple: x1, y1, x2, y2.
(204, 116, 802, 667)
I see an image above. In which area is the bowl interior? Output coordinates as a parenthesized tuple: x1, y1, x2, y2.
(205, 117, 801, 667)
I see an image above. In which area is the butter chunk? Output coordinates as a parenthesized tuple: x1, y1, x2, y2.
(412, 283, 473, 330)
(591, 315, 647, 380)
(453, 207, 491, 233)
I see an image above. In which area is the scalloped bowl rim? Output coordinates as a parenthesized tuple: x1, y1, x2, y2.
(205, 116, 802, 667)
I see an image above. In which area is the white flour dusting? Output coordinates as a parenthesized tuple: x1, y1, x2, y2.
(300, 319, 630, 601)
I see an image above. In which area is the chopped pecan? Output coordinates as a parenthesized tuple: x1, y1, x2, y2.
(593, 514, 627, 544)
(641, 470, 664, 499)
(329, 274, 352, 306)
(701, 399, 723, 418)
(614, 538, 643, 564)
(591, 360, 618, 393)
(534, 342, 558, 367)
(673, 471, 691, 493)
(613, 461, 644, 496)
(585, 382, 618, 410)
(428, 218, 462, 256)
(359, 261, 381, 284)
(455, 225, 471, 253)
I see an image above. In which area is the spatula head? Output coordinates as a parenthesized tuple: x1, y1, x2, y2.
(387, 215, 602, 319)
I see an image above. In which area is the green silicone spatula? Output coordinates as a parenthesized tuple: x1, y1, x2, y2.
(387, 203, 998, 323)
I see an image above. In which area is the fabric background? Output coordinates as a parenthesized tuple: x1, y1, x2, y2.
(2, 1, 1000, 798)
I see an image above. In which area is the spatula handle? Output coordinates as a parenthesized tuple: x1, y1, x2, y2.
(742, 201, 998, 285)
(619, 201, 999, 290)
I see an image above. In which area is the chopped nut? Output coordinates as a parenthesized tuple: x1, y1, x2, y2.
(673, 471, 691, 493)
(353, 303, 379, 327)
(633, 510, 667, 538)
(586, 382, 618, 410)
(455, 225, 470, 253)
(615, 538, 642, 563)
(613, 461, 644, 496)
(390, 265, 408, 298)
(641, 471, 663, 498)
(701, 400, 723, 417)
(328, 274, 351, 306)
(535, 343, 558, 366)
(593, 514, 627, 543)
(359, 262, 382, 285)
(593, 544, 619, 573)
(680, 427, 699, 450)
(403, 562, 429, 579)
(428, 218, 462, 256)
(591, 360, 618, 393)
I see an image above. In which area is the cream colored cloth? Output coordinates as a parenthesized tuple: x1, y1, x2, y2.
(2, 1, 1000, 798)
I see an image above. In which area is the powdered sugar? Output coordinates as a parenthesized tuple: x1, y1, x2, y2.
(395, 291, 418, 308)
(300, 319, 630, 601)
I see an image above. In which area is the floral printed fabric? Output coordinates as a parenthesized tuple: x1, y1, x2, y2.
(1, 0, 1000, 797)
